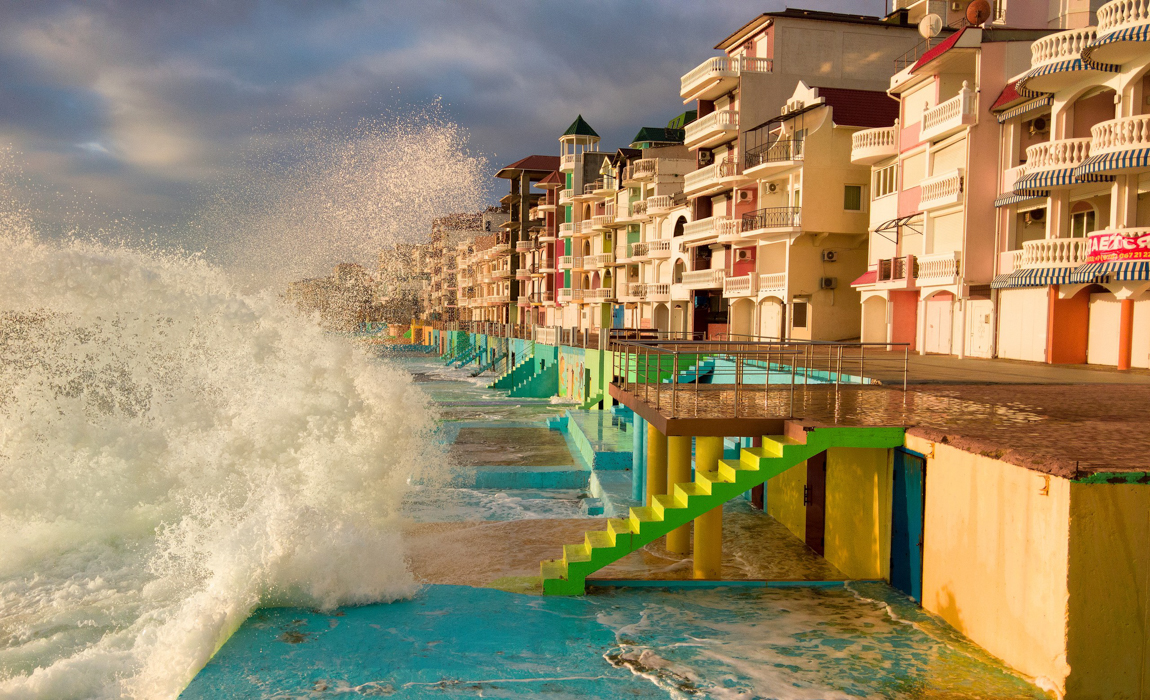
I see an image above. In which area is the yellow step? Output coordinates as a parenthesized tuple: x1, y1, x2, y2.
(628, 506, 661, 532)
(607, 518, 634, 542)
(674, 481, 708, 502)
(760, 435, 802, 457)
(585, 530, 613, 550)
(541, 559, 566, 580)
(651, 494, 677, 517)
(718, 458, 755, 482)
(697, 470, 735, 492)
(563, 544, 590, 564)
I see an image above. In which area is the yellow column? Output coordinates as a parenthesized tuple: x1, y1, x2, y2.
(645, 423, 667, 508)
(693, 436, 724, 579)
(666, 435, 693, 554)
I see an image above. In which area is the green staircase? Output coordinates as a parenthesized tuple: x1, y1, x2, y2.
(540, 424, 905, 595)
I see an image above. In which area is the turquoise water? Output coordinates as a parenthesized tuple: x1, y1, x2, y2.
(182, 584, 1051, 699)
(179, 354, 1051, 699)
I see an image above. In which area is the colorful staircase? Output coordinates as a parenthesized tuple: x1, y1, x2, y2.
(470, 352, 507, 377)
(539, 424, 905, 595)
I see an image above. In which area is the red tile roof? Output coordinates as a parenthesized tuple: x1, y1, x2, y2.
(817, 87, 900, 128)
(496, 155, 562, 178)
(911, 28, 966, 73)
(991, 80, 1022, 111)
(536, 170, 565, 188)
(851, 269, 878, 287)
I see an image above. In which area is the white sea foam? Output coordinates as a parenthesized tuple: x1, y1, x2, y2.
(0, 182, 444, 696)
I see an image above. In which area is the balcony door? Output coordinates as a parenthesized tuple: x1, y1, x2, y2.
(924, 294, 953, 354)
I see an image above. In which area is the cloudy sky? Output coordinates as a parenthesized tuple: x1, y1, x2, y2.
(0, 0, 871, 237)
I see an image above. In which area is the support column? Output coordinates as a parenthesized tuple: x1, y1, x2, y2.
(693, 436, 724, 579)
(645, 423, 667, 507)
(631, 415, 646, 502)
(666, 435, 693, 554)
(1119, 298, 1135, 371)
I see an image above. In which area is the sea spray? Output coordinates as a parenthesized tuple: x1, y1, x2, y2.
(0, 230, 444, 698)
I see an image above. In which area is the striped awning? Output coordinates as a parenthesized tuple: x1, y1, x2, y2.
(1070, 260, 1150, 283)
(994, 192, 1045, 207)
(1074, 148, 1150, 178)
(1083, 23, 1150, 67)
(1017, 59, 1121, 97)
(995, 96, 1053, 124)
(991, 266, 1078, 289)
(1012, 168, 1076, 191)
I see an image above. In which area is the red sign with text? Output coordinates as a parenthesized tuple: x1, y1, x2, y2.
(1086, 230, 1150, 263)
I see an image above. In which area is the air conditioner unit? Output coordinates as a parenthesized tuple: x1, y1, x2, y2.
(1024, 208, 1046, 225)
(737, 190, 753, 202)
(819, 276, 838, 290)
(766, 182, 778, 193)
(822, 250, 837, 262)
(1029, 117, 1049, 135)
(736, 249, 751, 260)
(950, 1, 965, 10)
(698, 151, 714, 166)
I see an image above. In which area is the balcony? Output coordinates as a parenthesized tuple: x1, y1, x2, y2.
(681, 268, 725, 290)
(875, 255, 917, 288)
(646, 283, 670, 302)
(559, 222, 575, 238)
(631, 241, 650, 260)
(625, 159, 657, 183)
(631, 199, 649, 219)
(684, 109, 739, 150)
(918, 169, 965, 211)
(920, 84, 977, 142)
(680, 55, 773, 103)
(539, 230, 557, 243)
(682, 215, 729, 244)
(585, 287, 614, 301)
(586, 252, 615, 269)
(758, 272, 786, 296)
(647, 194, 685, 215)
(591, 209, 616, 229)
(491, 243, 511, 256)
(744, 138, 804, 177)
(916, 250, 961, 286)
(616, 243, 632, 263)
(1087, 115, 1150, 174)
(722, 274, 757, 298)
(575, 220, 596, 237)
(558, 288, 575, 303)
(647, 239, 672, 259)
(1019, 238, 1088, 268)
(559, 255, 574, 270)
(740, 207, 802, 238)
(515, 240, 534, 253)
(717, 218, 741, 243)
(1093, 0, 1150, 65)
(518, 295, 530, 307)
(684, 160, 741, 196)
(559, 188, 574, 206)
(515, 268, 531, 281)
(560, 154, 579, 172)
(1021, 28, 1100, 94)
(851, 126, 898, 165)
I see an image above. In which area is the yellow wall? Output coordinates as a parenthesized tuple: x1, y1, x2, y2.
(766, 460, 806, 541)
(824, 447, 892, 580)
(1065, 483, 1150, 700)
(908, 434, 1073, 695)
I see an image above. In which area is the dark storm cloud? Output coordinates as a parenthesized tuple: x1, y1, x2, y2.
(0, 0, 869, 233)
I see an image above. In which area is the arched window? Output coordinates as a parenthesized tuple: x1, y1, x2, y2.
(673, 216, 686, 237)
(673, 260, 685, 284)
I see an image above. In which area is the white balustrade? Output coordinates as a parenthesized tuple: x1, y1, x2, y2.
(851, 126, 898, 164)
(1030, 27, 1098, 69)
(684, 109, 739, 146)
(681, 268, 725, 289)
(1021, 238, 1089, 268)
(680, 56, 773, 96)
(1091, 115, 1150, 156)
(758, 272, 786, 292)
(918, 169, 965, 210)
(1024, 138, 1091, 171)
(722, 275, 756, 296)
(916, 251, 962, 281)
(921, 84, 977, 142)
(1097, 0, 1150, 34)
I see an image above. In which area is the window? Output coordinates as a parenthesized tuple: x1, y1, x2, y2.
(1070, 209, 1096, 238)
(873, 163, 898, 199)
(844, 185, 864, 211)
(792, 301, 808, 329)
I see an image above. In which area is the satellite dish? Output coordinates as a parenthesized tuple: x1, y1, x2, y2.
(918, 14, 943, 40)
(967, 0, 992, 25)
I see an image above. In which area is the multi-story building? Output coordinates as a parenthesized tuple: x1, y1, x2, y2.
(495, 155, 560, 327)
(989, 0, 1150, 369)
(679, 9, 921, 339)
(850, 16, 1052, 357)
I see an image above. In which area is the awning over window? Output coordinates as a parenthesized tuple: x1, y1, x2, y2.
(1017, 58, 1120, 97)
(994, 192, 1045, 208)
(1083, 23, 1150, 68)
(991, 267, 1078, 289)
(1074, 148, 1150, 179)
(851, 269, 877, 287)
(1070, 260, 1150, 283)
(995, 96, 1053, 124)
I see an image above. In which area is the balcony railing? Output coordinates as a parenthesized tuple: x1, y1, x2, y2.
(680, 56, 773, 98)
(723, 274, 757, 297)
(681, 268, 725, 289)
(684, 160, 739, 194)
(758, 272, 786, 294)
(585, 288, 613, 301)
(630, 159, 657, 180)
(515, 240, 534, 252)
(921, 84, 977, 142)
(559, 255, 574, 269)
(560, 154, 578, 172)
(647, 239, 672, 258)
(1020, 238, 1088, 268)
(647, 193, 685, 215)
(741, 206, 801, 232)
(558, 288, 574, 302)
(683, 215, 729, 239)
(515, 268, 531, 280)
(744, 138, 803, 170)
(1024, 138, 1091, 172)
(684, 109, 739, 148)
(559, 222, 575, 238)
(592, 209, 616, 228)
(631, 241, 650, 258)
(851, 126, 898, 165)
(917, 251, 961, 282)
(1098, 0, 1150, 33)
(586, 252, 615, 268)
(1030, 27, 1097, 70)
(918, 169, 964, 210)
(632, 199, 649, 217)
(576, 220, 596, 236)
(877, 255, 915, 282)
(559, 188, 574, 205)
(1091, 115, 1150, 157)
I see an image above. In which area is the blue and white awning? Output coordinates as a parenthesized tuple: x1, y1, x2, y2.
(992, 266, 1078, 289)
(1012, 168, 1076, 191)
(1083, 23, 1150, 67)
(996, 96, 1053, 124)
(1070, 260, 1150, 283)
(1074, 148, 1150, 178)
(994, 192, 1045, 208)
(1017, 58, 1121, 97)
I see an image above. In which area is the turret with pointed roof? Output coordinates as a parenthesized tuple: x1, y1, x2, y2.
(563, 114, 599, 138)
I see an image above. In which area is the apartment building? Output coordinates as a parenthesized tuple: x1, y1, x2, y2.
(680, 9, 921, 339)
(557, 116, 614, 329)
(495, 155, 559, 326)
(850, 18, 1050, 356)
(991, 0, 1150, 369)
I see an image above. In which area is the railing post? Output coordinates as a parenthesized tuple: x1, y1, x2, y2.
(903, 346, 909, 392)
(789, 359, 796, 417)
(836, 346, 843, 385)
(733, 353, 740, 418)
(859, 345, 865, 385)
(672, 352, 679, 418)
